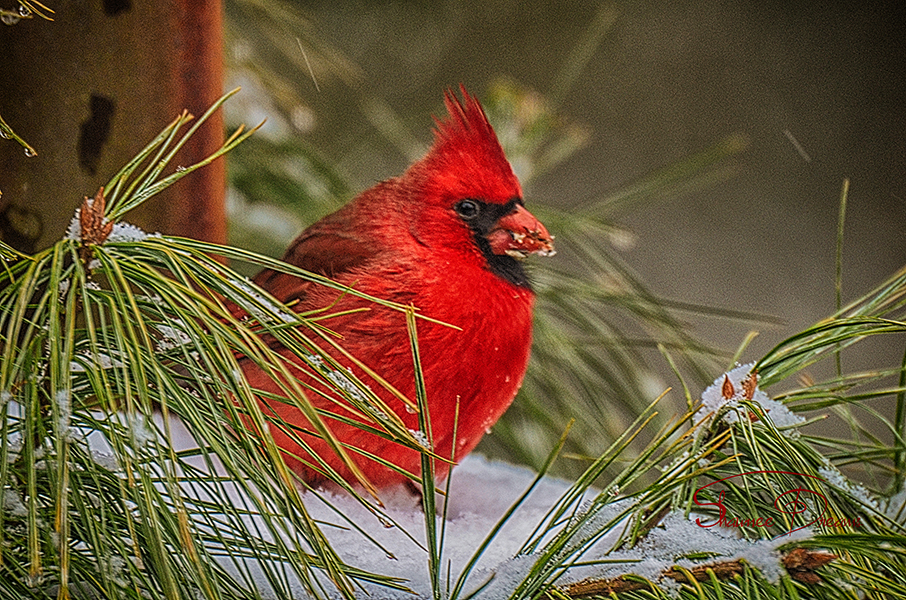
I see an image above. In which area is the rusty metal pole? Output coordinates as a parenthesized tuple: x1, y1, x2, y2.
(0, 0, 226, 252)
(170, 0, 226, 246)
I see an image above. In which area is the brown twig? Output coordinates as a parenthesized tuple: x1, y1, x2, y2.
(547, 548, 837, 598)
(782, 547, 837, 584)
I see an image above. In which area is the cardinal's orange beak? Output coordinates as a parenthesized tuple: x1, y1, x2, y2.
(486, 204, 555, 259)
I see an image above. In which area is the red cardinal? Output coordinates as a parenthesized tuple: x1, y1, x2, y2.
(242, 87, 554, 489)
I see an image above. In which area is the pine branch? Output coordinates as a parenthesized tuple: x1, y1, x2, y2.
(548, 548, 837, 598)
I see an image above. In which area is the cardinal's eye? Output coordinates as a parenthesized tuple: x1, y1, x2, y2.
(455, 199, 480, 220)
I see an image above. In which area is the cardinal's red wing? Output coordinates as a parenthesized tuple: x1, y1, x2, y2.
(253, 231, 377, 304)
(252, 203, 381, 305)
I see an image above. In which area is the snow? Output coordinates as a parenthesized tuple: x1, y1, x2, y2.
(559, 511, 812, 593)
(695, 363, 805, 437)
(168, 411, 578, 598)
(233, 277, 297, 324)
(107, 222, 159, 243)
(65, 205, 159, 244)
(80, 413, 581, 598)
(128, 416, 804, 599)
(70, 351, 124, 372)
(55, 389, 72, 438)
(305, 353, 394, 424)
(64, 209, 83, 241)
(3, 365, 819, 598)
(1, 394, 811, 599)
(885, 483, 906, 523)
(155, 322, 193, 351)
(817, 461, 881, 512)
(407, 428, 433, 451)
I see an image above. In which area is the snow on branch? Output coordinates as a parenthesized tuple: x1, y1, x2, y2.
(695, 362, 804, 436)
(553, 547, 836, 598)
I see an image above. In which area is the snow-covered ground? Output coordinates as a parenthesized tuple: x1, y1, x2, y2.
(5, 365, 818, 599)
(299, 454, 578, 598)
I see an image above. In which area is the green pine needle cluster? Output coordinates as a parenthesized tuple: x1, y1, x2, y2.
(0, 92, 427, 598)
